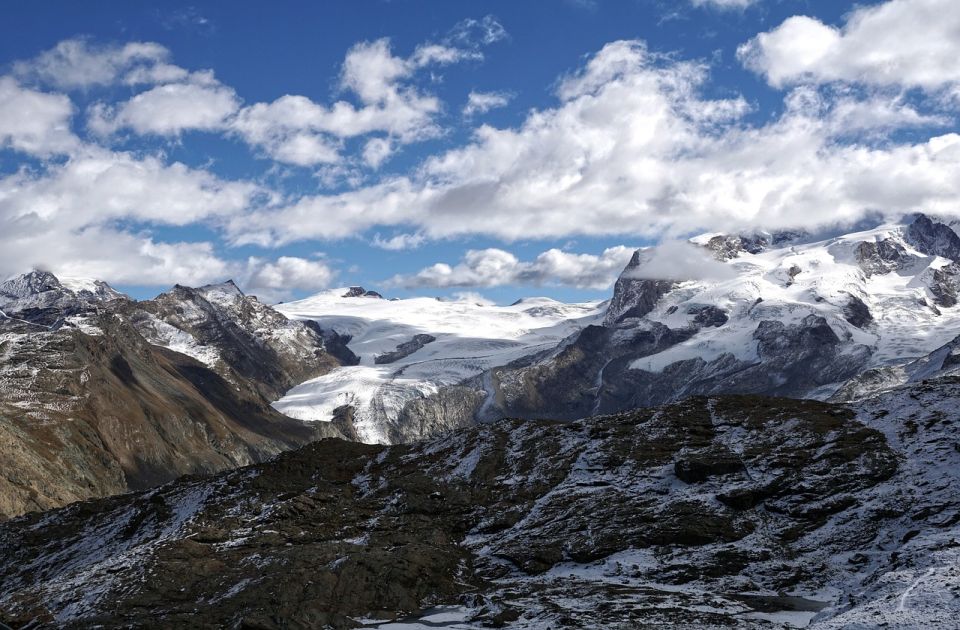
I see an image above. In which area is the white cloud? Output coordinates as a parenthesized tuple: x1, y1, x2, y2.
(362, 137, 394, 168)
(626, 241, 737, 281)
(231, 38, 960, 248)
(463, 91, 512, 117)
(389, 246, 634, 290)
(229, 37, 460, 166)
(738, 0, 960, 90)
(15, 38, 173, 89)
(449, 15, 508, 47)
(0, 146, 259, 229)
(371, 232, 426, 251)
(691, 0, 757, 9)
(88, 82, 240, 136)
(0, 77, 79, 155)
(241, 256, 336, 302)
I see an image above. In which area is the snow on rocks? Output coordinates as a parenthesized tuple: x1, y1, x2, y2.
(273, 290, 605, 443)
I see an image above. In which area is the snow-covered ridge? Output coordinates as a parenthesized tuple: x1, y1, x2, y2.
(273, 289, 605, 443)
(629, 221, 960, 376)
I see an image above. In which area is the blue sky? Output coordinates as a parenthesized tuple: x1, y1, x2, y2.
(1, 0, 958, 303)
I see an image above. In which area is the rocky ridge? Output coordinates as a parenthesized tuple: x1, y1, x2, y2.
(2, 377, 959, 628)
(0, 272, 347, 519)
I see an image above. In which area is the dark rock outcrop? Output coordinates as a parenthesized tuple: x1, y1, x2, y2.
(930, 262, 960, 308)
(341, 286, 383, 298)
(854, 239, 911, 277)
(842, 294, 873, 328)
(603, 251, 675, 325)
(375, 334, 437, 364)
(688, 304, 729, 327)
(905, 213, 960, 263)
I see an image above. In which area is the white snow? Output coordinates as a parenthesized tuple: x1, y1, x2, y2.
(273, 291, 604, 443)
(135, 313, 221, 367)
(630, 223, 960, 375)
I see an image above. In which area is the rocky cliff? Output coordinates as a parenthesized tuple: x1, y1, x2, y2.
(0, 272, 345, 519)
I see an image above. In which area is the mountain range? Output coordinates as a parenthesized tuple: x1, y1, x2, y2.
(3, 213, 960, 628)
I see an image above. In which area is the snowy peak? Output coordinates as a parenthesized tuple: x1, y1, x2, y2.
(0, 270, 127, 328)
(0, 270, 63, 298)
(480, 214, 960, 424)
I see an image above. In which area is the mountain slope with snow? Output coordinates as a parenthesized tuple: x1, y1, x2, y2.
(478, 214, 960, 421)
(0, 272, 345, 519)
(273, 289, 605, 443)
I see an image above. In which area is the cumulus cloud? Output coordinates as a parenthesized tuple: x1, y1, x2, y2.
(371, 232, 426, 251)
(241, 256, 336, 302)
(229, 37, 475, 166)
(230, 38, 960, 248)
(88, 82, 240, 136)
(463, 91, 512, 117)
(690, 0, 757, 9)
(0, 146, 259, 229)
(738, 0, 960, 90)
(0, 77, 79, 155)
(389, 246, 634, 290)
(626, 241, 737, 282)
(13, 38, 172, 89)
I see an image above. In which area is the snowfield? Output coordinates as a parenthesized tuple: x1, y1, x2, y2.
(274, 291, 605, 443)
(630, 223, 960, 373)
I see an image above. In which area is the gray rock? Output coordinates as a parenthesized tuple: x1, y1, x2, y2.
(375, 334, 437, 365)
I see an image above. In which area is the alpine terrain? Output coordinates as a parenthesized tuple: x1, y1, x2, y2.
(0, 273, 349, 520)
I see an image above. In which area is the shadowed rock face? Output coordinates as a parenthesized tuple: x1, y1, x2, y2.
(132, 281, 342, 402)
(603, 251, 677, 325)
(0, 313, 341, 520)
(854, 238, 912, 277)
(375, 333, 437, 365)
(0, 273, 346, 520)
(0, 393, 919, 628)
(905, 213, 960, 263)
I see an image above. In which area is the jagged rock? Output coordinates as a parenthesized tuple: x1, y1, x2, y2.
(374, 334, 436, 364)
(301, 320, 361, 366)
(842, 294, 873, 328)
(905, 213, 960, 263)
(131, 281, 340, 401)
(930, 262, 960, 308)
(704, 234, 767, 261)
(0, 272, 347, 520)
(603, 251, 675, 325)
(688, 304, 728, 327)
(341, 286, 382, 298)
(854, 238, 911, 277)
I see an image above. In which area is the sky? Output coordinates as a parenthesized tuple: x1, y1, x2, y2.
(2, 0, 959, 303)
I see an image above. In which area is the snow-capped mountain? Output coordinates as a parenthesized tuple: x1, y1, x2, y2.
(474, 213, 960, 423)
(273, 288, 605, 443)
(129, 280, 343, 401)
(0, 272, 346, 519)
(248, 214, 960, 445)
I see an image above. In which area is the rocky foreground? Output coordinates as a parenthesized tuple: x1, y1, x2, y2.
(3, 376, 960, 628)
